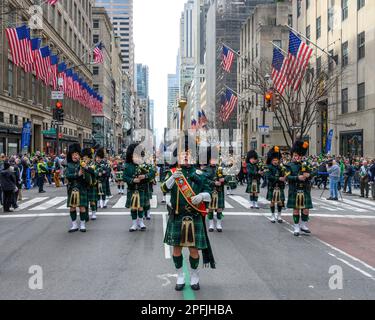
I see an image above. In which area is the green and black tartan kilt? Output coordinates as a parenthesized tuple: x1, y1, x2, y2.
(164, 213, 208, 250)
(266, 186, 286, 202)
(87, 184, 99, 202)
(210, 190, 225, 209)
(246, 180, 260, 194)
(286, 187, 313, 209)
(67, 186, 88, 208)
(97, 180, 108, 197)
(125, 189, 148, 208)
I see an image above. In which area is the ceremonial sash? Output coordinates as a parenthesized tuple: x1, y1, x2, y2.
(171, 168, 207, 216)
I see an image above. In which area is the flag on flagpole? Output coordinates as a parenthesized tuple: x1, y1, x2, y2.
(286, 31, 313, 91)
(48, 55, 59, 89)
(221, 45, 235, 73)
(35, 46, 51, 83)
(5, 25, 33, 66)
(93, 42, 104, 64)
(220, 89, 238, 122)
(23, 37, 41, 73)
(271, 47, 288, 95)
(191, 119, 197, 130)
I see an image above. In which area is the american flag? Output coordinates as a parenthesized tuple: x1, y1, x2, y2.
(271, 47, 288, 95)
(286, 31, 313, 91)
(48, 55, 59, 89)
(221, 45, 235, 73)
(23, 37, 41, 73)
(93, 42, 104, 64)
(220, 89, 238, 122)
(47, 0, 59, 5)
(191, 119, 197, 130)
(5, 25, 33, 66)
(35, 46, 51, 84)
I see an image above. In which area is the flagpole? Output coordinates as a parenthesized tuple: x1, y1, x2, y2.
(284, 24, 337, 64)
(223, 85, 241, 98)
(269, 41, 287, 56)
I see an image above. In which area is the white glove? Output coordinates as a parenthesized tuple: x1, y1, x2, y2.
(165, 171, 182, 189)
(191, 194, 203, 205)
(172, 171, 183, 179)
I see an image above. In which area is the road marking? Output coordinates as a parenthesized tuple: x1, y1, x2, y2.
(18, 197, 48, 210)
(151, 195, 157, 209)
(320, 198, 367, 213)
(157, 273, 177, 287)
(312, 198, 345, 211)
(327, 253, 375, 281)
(340, 198, 375, 211)
(162, 213, 171, 259)
(29, 197, 66, 211)
(113, 196, 127, 208)
(354, 198, 375, 206)
(225, 201, 234, 209)
(2, 211, 375, 219)
(229, 195, 251, 209)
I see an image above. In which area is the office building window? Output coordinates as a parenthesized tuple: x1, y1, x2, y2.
(341, 88, 348, 114)
(8, 61, 13, 96)
(342, 0, 348, 20)
(358, 31, 365, 60)
(93, 66, 99, 75)
(342, 41, 349, 66)
(93, 19, 99, 28)
(357, 83, 365, 111)
(316, 17, 321, 39)
(358, 0, 365, 10)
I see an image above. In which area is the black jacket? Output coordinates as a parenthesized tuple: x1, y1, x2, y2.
(0, 169, 17, 191)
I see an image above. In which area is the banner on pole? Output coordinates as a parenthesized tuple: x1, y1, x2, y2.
(326, 129, 334, 154)
(21, 121, 32, 151)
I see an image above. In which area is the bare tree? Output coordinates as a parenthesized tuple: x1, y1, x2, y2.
(242, 59, 343, 149)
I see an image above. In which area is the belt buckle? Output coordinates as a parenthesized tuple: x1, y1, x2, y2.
(184, 205, 192, 213)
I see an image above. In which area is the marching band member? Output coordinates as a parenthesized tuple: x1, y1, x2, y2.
(95, 148, 109, 209)
(81, 148, 99, 221)
(104, 155, 112, 207)
(286, 140, 313, 236)
(246, 150, 263, 209)
(203, 148, 225, 232)
(265, 146, 286, 223)
(161, 137, 215, 291)
(123, 144, 152, 232)
(114, 156, 125, 195)
(66, 143, 90, 233)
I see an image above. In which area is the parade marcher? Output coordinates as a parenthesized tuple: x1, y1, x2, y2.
(104, 154, 112, 204)
(66, 144, 90, 233)
(161, 138, 215, 291)
(95, 148, 109, 209)
(123, 143, 152, 232)
(202, 148, 226, 232)
(359, 160, 370, 198)
(81, 148, 99, 221)
(143, 160, 156, 221)
(246, 150, 263, 209)
(265, 146, 286, 223)
(114, 156, 125, 195)
(0, 161, 17, 212)
(286, 140, 313, 237)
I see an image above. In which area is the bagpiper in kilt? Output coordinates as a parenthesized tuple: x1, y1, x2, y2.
(265, 146, 286, 224)
(286, 140, 313, 237)
(202, 147, 225, 232)
(161, 138, 215, 292)
(104, 157, 112, 200)
(123, 143, 154, 232)
(66, 143, 90, 233)
(95, 148, 109, 209)
(114, 157, 125, 195)
(81, 148, 99, 221)
(143, 162, 156, 220)
(246, 150, 264, 209)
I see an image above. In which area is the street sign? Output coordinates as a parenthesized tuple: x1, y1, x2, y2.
(258, 125, 270, 135)
(51, 91, 64, 100)
(42, 128, 57, 135)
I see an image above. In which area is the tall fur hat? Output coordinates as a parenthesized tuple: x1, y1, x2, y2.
(246, 150, 258, 163)
(81, 148, 94, 159)
(267, 146, 282, 165)
(291, 140, 309, 157)
(95, 147, 105, 159)
(125, 143, 139, 164)
(67, 143, 81, 163)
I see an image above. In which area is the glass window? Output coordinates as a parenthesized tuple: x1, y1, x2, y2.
(341, 88, 348, 114)
(8, 60, 13, 96)
(342, 0, 348, 20)
(358, 32, 365, 60)
(342, 41, 349, 66)
(357, 82, 365, 111)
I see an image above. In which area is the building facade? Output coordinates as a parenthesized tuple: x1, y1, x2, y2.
(167, 73, 179, 129)
(0, 0, 94, 155)
(238, 2, 291, 155)
(292, 0, 375, 157)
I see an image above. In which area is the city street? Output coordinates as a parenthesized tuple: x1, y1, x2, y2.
(0, 183, 374, 300)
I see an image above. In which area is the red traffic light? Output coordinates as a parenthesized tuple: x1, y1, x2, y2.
(56, 101, 63, 109)
(58, 133, 63, 139)
(265, 91, 273, 101)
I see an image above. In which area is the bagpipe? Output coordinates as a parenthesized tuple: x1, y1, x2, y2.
(295, 161, 313, 209)
(130, 163, 149, 210)
(209, 165, 225, 211)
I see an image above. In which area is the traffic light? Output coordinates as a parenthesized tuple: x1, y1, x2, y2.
(54, 101, 64, 123)
(265, 91, 273, 109)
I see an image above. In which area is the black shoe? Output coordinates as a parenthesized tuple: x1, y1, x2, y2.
(68, 228, 79, 233)
(327, 197, 333, 200)
(175, 283, 185, 291)
(80, 228, 86, 233)
(277, 219, 283, 224)
(146, 217, 151, 221)
(191, 283, 200, 291)
(294, 232, 300, 237)
(39, 190, 46, 193)
(140, 226, 146, 231)
(333, 198, 338, 201)
(217, 228, 223, 233)
(301, 228, 311, 234)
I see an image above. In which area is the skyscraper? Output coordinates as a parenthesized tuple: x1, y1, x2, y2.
(167, 74, 179, 129)
(136, 64, 149, 99)
(95, 0, 134, 79)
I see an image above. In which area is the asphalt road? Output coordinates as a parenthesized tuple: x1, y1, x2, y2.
(0, 182, 374, 300)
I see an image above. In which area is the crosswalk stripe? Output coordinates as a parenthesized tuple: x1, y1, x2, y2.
(320, 197, 367, 213)
(166, 194, 171, 204)
(29, 197, 67, 211)
(151, 195, 157, 209)
(354, 198, 375, 206)
(18, 197, 48, 210)
(113, 196, 127, 208)
(312, 198, 345, 211)
(340, 198, 375, 212)
(225, 201, 234, 209)
(229, 195, 251, 209)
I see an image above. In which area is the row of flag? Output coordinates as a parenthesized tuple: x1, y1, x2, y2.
(5, 25, 104, 114)
(271, 31, 313, 95)
(191, 110, 208, 130)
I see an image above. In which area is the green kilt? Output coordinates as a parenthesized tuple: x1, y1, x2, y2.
(287, 186, 313, 209)
(266, 186, 286, 202)
(97, 180, 107, 197)
(164, 213, 208, 250)
(67, 186, 88, 208)
(212, 190, 225, 209)
(87, 184, 99, 202)
(125, 189, 148, 208)
(246, 180, 260, 194)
